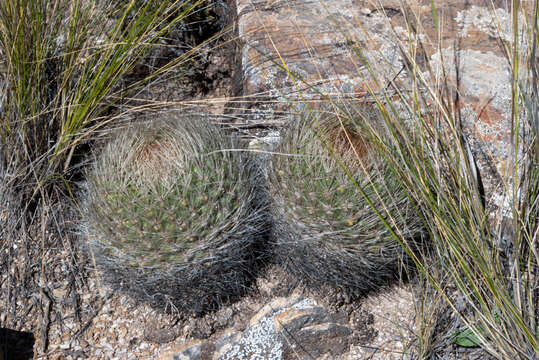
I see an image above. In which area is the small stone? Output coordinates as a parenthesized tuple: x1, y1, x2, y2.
(117, 325, 128, 339)
(157, 341, 215, 360)
(61, 332, 71, 343)
(213, 330, 240, 359)
(361, 8, 372, 15)
(79, 339, 89, 349)
(52, 285, 68, 300)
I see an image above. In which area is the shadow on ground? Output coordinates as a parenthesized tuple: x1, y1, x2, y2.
(0, 327, 34, 360)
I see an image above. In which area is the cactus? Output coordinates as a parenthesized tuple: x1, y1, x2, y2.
(84, 115, 267, 314)
(268, 102, 424, 297)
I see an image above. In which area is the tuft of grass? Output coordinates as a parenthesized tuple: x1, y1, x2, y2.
(0, 0, 233, 345)
(340, 1, 538, 358)
(0, 0, 205, 209)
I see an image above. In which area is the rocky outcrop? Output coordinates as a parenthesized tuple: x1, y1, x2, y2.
(237, 0, 515, 206)
(159, 294, 376, 360)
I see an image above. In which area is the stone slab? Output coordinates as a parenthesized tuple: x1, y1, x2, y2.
(236, 0, 520, 204)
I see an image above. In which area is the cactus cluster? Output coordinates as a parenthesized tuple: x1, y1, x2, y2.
(84, 104, 423, 312)
(84, 115, 267, 313)
(268, 102, 424, 297)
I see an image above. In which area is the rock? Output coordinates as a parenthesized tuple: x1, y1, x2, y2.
(158, 341, 215, 360)
(273, 307, 353, 359)
(281, 323, 352, 360)
(216, 297, 306, 359)
(213, 330, 241, 359)
(248, 296, 303, 327)
(236, 0, 515, 206)
(166, 294, 363, 360)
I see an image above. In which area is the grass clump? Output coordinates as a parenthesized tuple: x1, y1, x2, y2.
(0, 0, 205, 211)
(84, 114, 267, 313)
(332, 2, 538, 357)
(268, 102, 425, 297)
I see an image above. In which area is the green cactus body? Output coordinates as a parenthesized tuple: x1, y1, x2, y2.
(269, 103, 424, 297)
(84, 115, 267, 314)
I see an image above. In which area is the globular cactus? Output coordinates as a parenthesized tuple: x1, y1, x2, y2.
(268, 102, 424, 297)
(84, 115, 267, 314)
